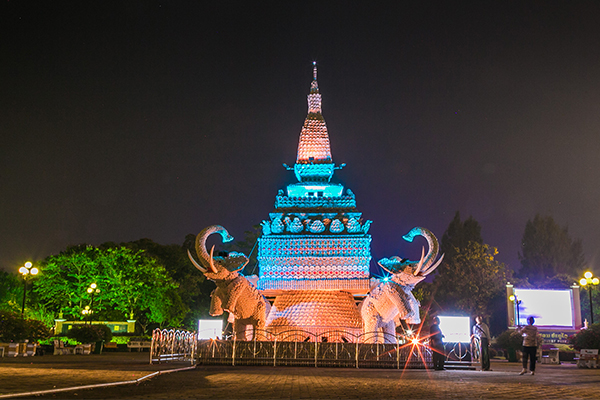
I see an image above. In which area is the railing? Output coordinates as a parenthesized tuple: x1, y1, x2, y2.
(150, 328, 481, 369)
(150, 329, 197, 364)
(194, 329, 432, 369)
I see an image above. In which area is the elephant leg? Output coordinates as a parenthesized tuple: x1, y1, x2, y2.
(361, 302, 380, 344)
(381, 320, 396, 344)
(233, 320, 247, 341)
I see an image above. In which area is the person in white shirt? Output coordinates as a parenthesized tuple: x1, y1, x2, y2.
(473, 316, 491, 371)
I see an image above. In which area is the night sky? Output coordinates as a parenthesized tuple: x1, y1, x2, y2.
(3, 1, 600, 275)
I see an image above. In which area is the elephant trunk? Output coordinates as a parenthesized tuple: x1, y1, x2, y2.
(402, 227, 441, 275)
(191, 225, 234, 274)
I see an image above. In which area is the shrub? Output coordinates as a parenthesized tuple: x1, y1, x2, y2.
(569, 323, 600, 350)
(495, 329, 523, 350)
(67, 324, 113, 344)
(0, 310, 51, 342)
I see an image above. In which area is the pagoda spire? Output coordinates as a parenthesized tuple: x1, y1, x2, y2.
(294, 62, 334, 182)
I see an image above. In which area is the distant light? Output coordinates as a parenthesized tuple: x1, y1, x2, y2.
(24, 261, 32, 268)
(19, 267, 28, 275)
(411, 338, 419, 345)
(30, 268, 39, 275)
(91, 283, 97, 289)
(406, 329, 413, 336)
(580, 278, 588, 286)
(593, 278, 599, 285)
(509, 295, 515, 301)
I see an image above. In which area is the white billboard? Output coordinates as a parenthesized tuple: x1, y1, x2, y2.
(512, 288, 575, 328)
(438, 316, 471, 343)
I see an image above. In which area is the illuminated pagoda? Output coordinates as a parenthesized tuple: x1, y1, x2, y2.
(257, 63, 373, 340)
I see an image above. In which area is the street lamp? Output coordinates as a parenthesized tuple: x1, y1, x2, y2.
(579, 271, 599, 324)
(85, 283, 100, 324)
(509, 294, 522, 327)
(18, 261, 39, 315)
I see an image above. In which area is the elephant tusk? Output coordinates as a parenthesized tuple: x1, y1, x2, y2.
(413, 247, 425, 276)
(209, 245, 218, 273)
(187, 249, 206, 273)
(422, 253, 444, 276)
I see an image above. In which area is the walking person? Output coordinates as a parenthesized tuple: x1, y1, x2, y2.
(429, 316, 445, 370)
(519, 316, 542, 375)
(473, 316, 491, 371)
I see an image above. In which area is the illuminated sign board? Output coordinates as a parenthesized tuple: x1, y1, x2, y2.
(438, 316, 471, 343)
(198, 319, 223, 340)
(509, 288, 579, 329)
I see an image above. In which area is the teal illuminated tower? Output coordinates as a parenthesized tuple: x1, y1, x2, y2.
(257, 64, 372, 340)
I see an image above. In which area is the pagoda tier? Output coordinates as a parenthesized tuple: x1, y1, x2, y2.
(256, 63, 372, 297)
(266, 291, 362, 341)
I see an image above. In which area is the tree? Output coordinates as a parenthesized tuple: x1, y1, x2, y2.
(440, 211, 483, 261)
(432, 242, 511, 332)
(33, 245, 183, 332)
(0, 271, 22, 312)
(518, 214, 585, 285)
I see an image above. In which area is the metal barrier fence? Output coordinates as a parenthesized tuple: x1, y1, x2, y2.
(149, 328, 481, 369)
(195, 330, 432, 369)
(150, 329, 197, 364)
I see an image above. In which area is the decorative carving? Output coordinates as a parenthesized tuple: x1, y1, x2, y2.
(289, 217, 304, 233)
(360, 227, 444, 343)
(271, 216, 284, 233)
(309, 220, 325, 233)
(329, 219, 344, 233)
(361, 220, 372, 234)
(346, 217, 361, 233)
(261, 220, 271, 235)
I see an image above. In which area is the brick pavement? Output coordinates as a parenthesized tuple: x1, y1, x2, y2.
(1, 354, 599, 399)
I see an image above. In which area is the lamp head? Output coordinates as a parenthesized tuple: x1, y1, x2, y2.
(584, 271, 593, 279)
(580, 278, 588, 286)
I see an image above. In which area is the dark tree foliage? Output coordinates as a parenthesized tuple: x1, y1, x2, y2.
(570, 323, 600, 350)
(0, 271, 22, 312)
(440, 211, 484, 261)
(0, 310, 51, 342)
(518, 214, 585, 285)
(67, 324, 113, 343)
(433, 213, 510, 335)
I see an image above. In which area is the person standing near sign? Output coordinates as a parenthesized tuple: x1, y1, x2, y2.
(519, 316, 542, 375)
(473, 316, 491, 371)
(429, 316, 445, 370)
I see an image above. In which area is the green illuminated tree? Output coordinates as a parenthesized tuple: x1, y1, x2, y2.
(33, 245, 183, 332)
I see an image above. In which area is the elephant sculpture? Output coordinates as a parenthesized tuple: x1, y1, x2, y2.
(360, 227, 444, 343)
(188, 225, 271, 340)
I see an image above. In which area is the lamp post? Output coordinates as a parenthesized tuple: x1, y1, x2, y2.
(85, 283, 100, 324)
(18, 261, 39, 315)
(509, 293, 522, 327)
(579, 271, 599, 324)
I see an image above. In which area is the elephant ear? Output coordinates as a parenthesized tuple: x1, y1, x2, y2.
(221, 251, 249, 272)
(377, 256, 406, 274)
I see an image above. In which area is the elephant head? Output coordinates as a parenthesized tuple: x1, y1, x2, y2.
(187, 225, 249, 281)
(378, 227, 444, 286)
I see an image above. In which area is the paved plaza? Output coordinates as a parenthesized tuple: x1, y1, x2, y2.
(1, 353, 599, 399)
